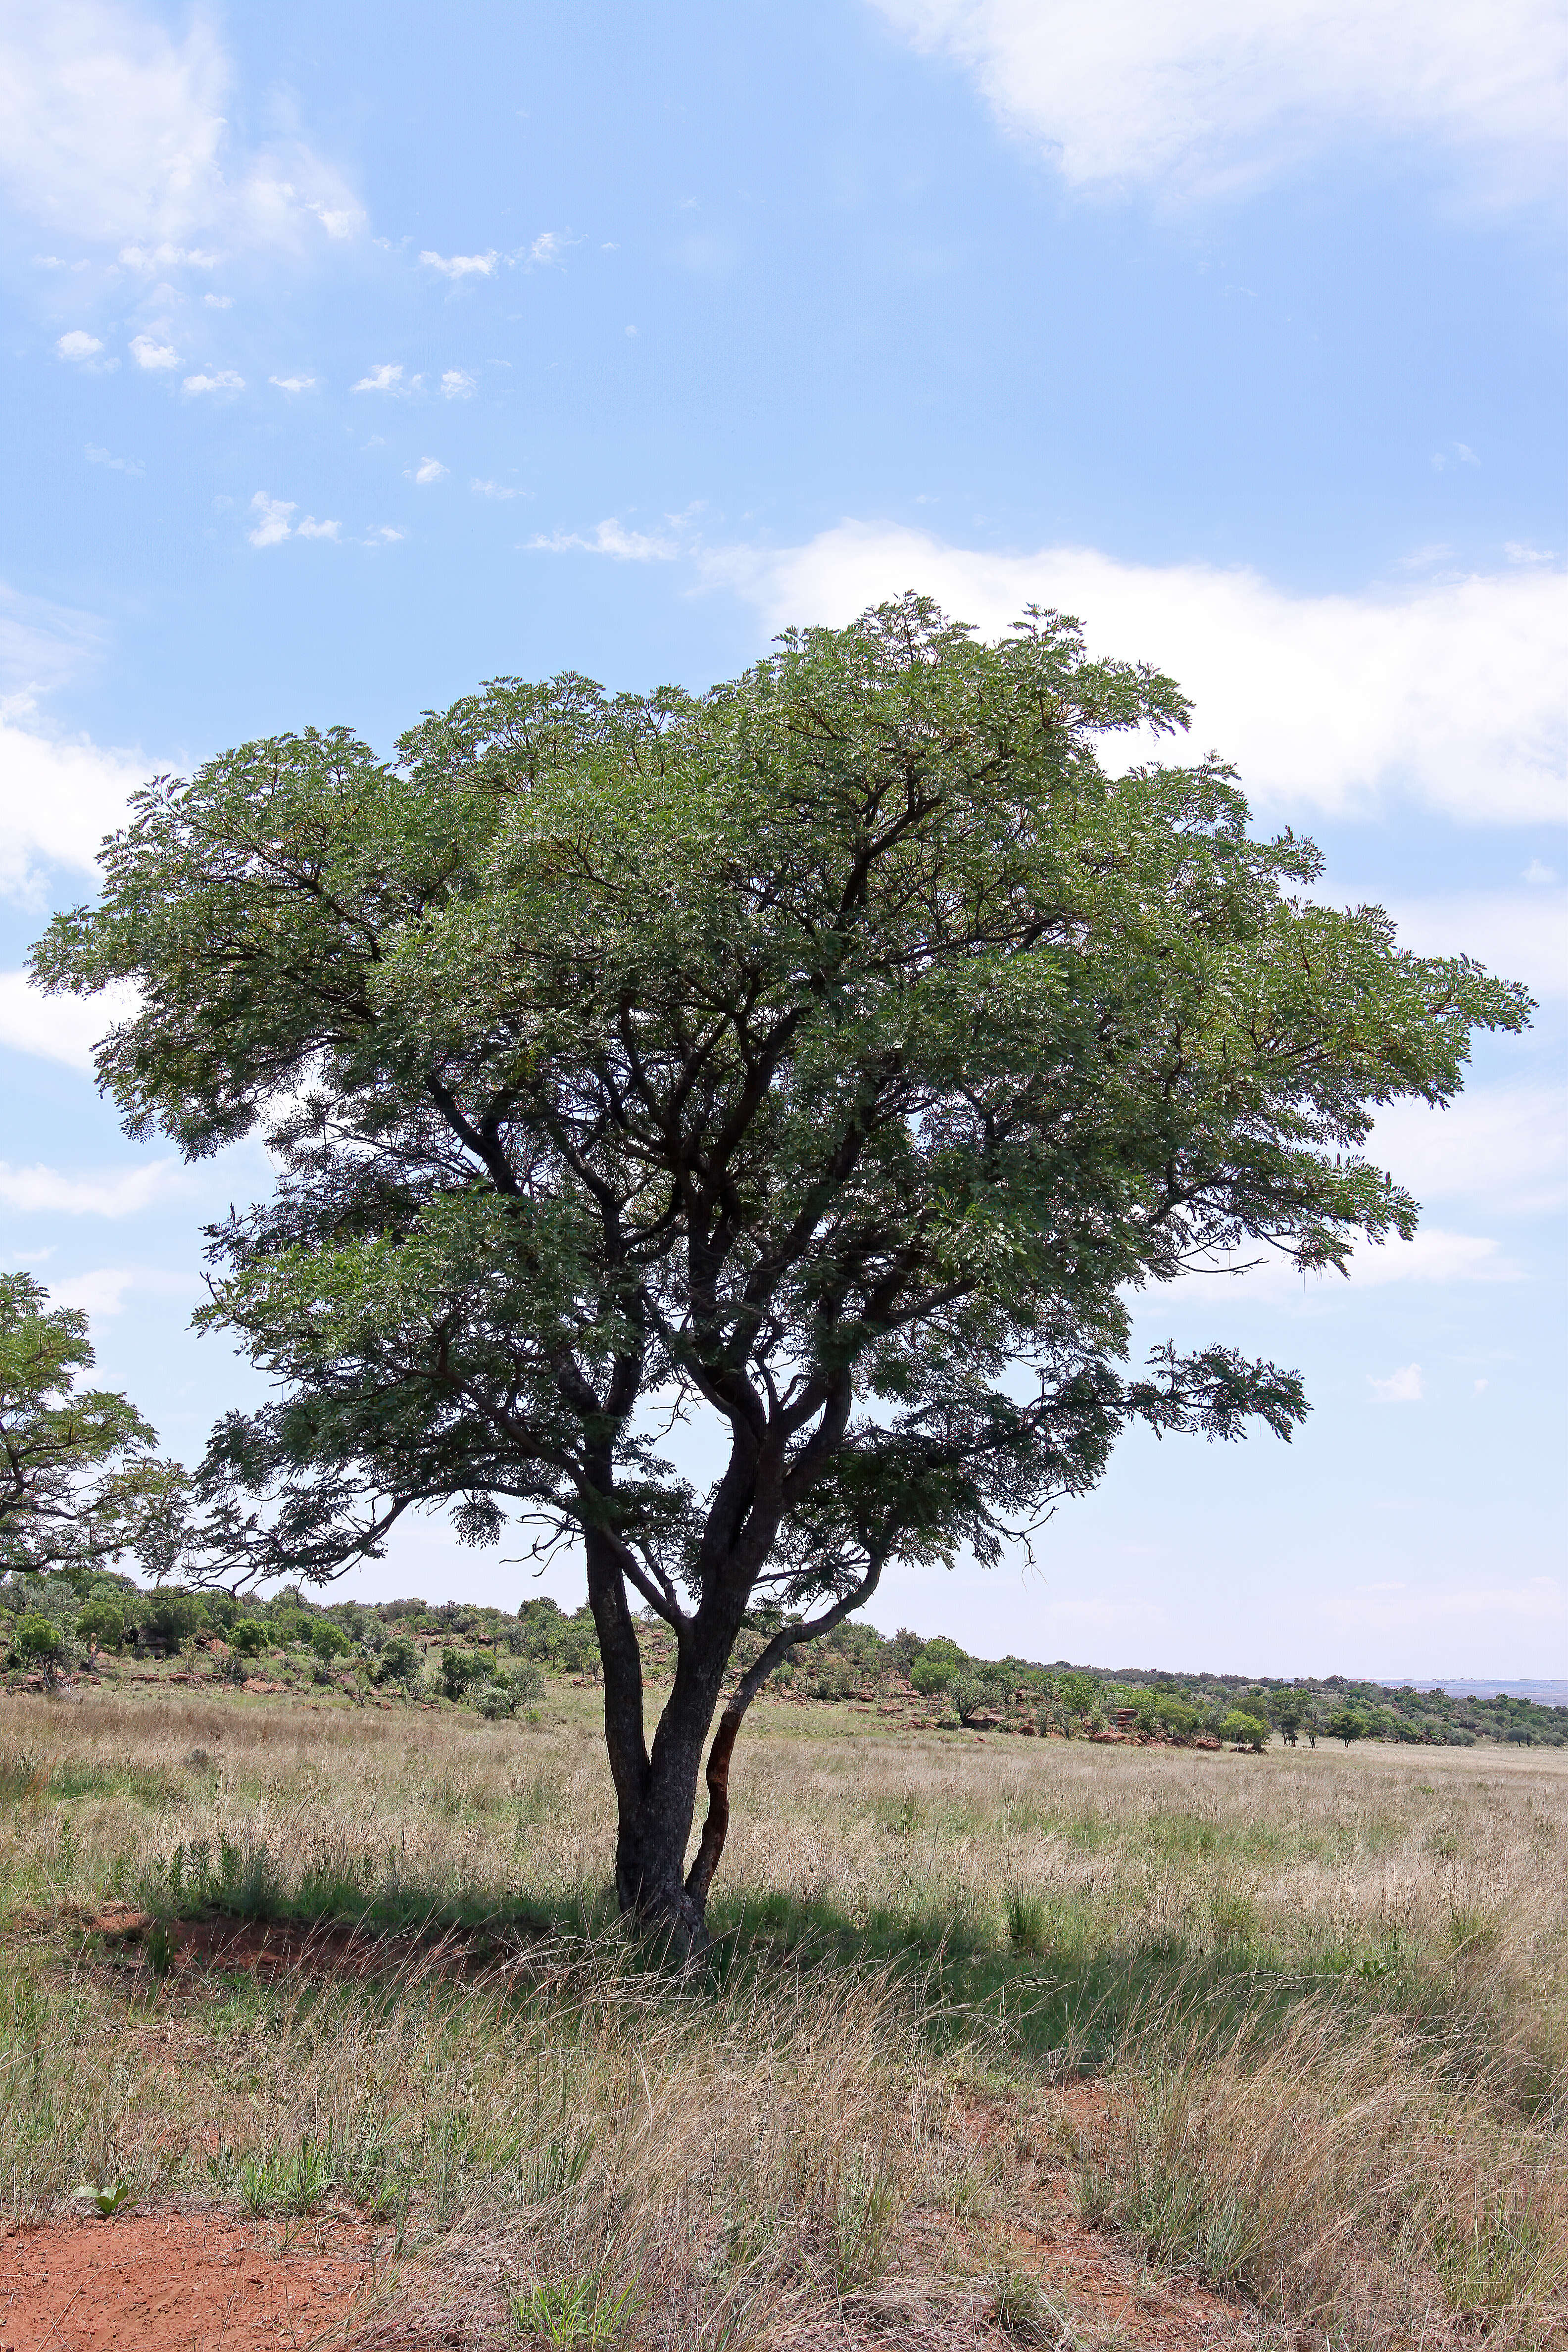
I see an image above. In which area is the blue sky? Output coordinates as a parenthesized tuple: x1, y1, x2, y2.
(0, 0, 1563, 1677)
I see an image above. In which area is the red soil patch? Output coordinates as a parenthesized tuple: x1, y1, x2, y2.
(0, 2210, 391, 2351)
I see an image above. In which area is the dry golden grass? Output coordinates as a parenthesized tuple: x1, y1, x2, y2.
(1, 1679, 1564, 2348)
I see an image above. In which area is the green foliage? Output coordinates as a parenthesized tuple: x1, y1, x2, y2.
(309, 1619, 350, 1662)
(1219, 1709, 1268, 1750)
(12, 1613, 62, 1676)
(476, 1683, 514, 1719)
(140, 1589, 208, 1649)
(910, 1637, 967, 1695)
(0, 1269, 184, 1577)
(438, 1647, 490, 1701)
(230, 1618, 268, 1656)
(31, 596, 1531, 1911)
(376, 1634, 423, 1689)
(513, 2275, 641, 2350)
(73, 1599, 124, 1659)
(1327, 1708, 1368, 1748)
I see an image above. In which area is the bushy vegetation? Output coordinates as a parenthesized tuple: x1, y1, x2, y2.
(2, 1567, 1564, 1747)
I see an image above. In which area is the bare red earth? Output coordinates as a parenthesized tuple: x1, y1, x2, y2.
(0, 2209, 386, 2351)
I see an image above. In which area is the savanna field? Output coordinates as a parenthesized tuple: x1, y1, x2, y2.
(1, 1667, 1564, 2351)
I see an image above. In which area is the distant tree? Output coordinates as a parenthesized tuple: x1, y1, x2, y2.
(74, 1598, 124, 1664)
(1326, 1707, 1367, 1749)
(1057, 1670, 1100, 1732)
(141, 1589, 208, 1652)
(34, 601, 1528, 1949)
(0, 1271, 185, 1581)
(439, 1647, 490, 1701)
(1220, 1708, 1268, 1751)
(1273, 1689, 1305, 1746)
(376, 1634, 423, 1689)
(309, 1619, 351, 1663)
(231, 1618, 268, 1657)
(12, 1612, 63, 1684)
(910, 1636, 967, 1696)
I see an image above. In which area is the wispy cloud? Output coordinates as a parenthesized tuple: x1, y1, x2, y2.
(420, 249, 497, 278)
(246, 492, 294, 547)
(268, 374, 317, 393)
(295, 516, 340, 540)
(528, 516, 679, 560)
(472, 478, 526, 499)
(0, 1157, 182, 1216)
(85, 443, 143, 476)
(46, 1265, 200, 1320)
(0, 971, 139, 1066)
(55, 329, 105, 363)
(702, 522, 1568, 825)
(440, 369, 476, 398)
(407, 457, 448, 485)
(365, 525, 404, 544)
(1368, 1364, 1423, 1404)
(0, 0, 365, 253)
(351, 362, 415, 394)
(129, 332, 179, 369)
(871, 0, 1568, 206)
(182, 368, 244, 393)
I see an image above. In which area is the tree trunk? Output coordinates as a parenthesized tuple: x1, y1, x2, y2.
(585, 1531, 743, 1955)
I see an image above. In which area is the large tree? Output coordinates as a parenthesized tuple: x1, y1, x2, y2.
(32, 600, 1528, 1946)
(0, 1270, 185, 1578)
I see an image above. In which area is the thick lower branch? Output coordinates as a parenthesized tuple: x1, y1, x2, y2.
(684, 1550, 888, 1910)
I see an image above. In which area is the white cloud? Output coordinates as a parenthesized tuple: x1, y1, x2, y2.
(1164, 1227, 1523, 1309)
(440, 369, 476, 398)
(1368, 1364, 1423, 1404)
(352, 362, 411, 394)
(366, 525, 404, 544)
(871, 0, 1568, 204)
(129, 332, 179, 369)
(530, 517, 679, 560)
(182, 369, 244, 394)
(0, 971, 139, 1067)
(528, 231, 562, 265)
(85, 443, 143, 476)
(703, 522, 1568, 824)
(203, 292, 232, 308)
(0, 0, 365, 251)
(408, 456, 448, 485)
(420, 250, 497, 278)
(1379, 887, 1568, 996)
(55, 329, 102, 361)
(1370, 1085, 1568, 1217)
(295, 516, 341, 540)
(118, 240, 217, 271)
(0, 1157, 181, 1216)
(268, 374, 318, 393)
(1506, 543, 1558, 566)
(246, 492, 294, 547)
(472, 479, 525, 498)
(0, 727, 147, 899)
(45, 1265, 198, 1319)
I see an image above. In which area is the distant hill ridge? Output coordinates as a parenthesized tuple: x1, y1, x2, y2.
(5, 1568, 1565, 1746)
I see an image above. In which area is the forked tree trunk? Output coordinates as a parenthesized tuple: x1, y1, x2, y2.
(584, 1528, 744, 1955)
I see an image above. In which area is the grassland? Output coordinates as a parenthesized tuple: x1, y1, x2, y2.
(1, 1678, 1564, 2349)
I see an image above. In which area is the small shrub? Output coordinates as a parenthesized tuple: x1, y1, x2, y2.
(310, 1620, 351, 1663)
(513, 2274, 640, 2349)
(439, 1648, 489, 1702)
(509, 1660, 546, 1703)
(376, 1635, 423, 1689)
(74, 1600, 124, 1662)
(1219, 1709, 1268, 1751)
(11, 1615, 62, 1681)
(477, 1684, 514, 1720)
(230, 1619, 268, 1657)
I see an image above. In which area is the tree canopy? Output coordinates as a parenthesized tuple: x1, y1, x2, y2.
(32, 597, 1529, 1943)
(0, 1269, 185, 1581)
